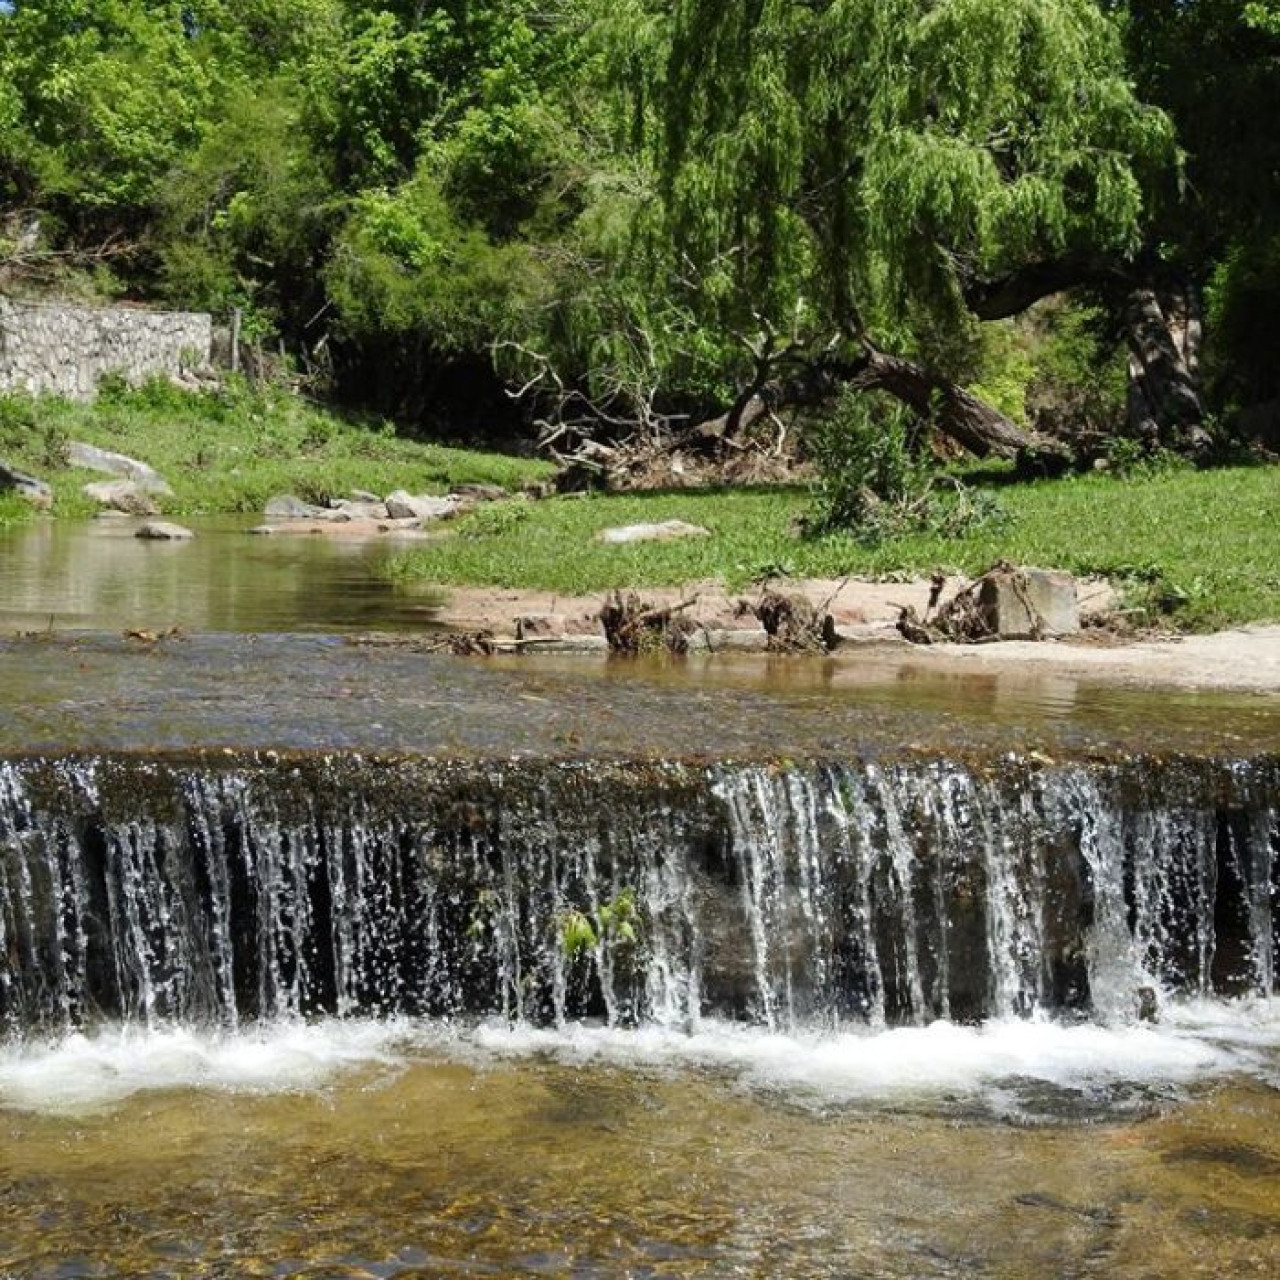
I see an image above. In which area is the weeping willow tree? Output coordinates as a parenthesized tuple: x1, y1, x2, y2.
(603, 0, 1176, 457)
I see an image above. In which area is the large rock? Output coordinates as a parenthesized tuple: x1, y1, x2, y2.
(976, 567, 1079, 639)
(329, 498, 389, 520)
(450, 482, 508, 503)
(263, 494, 350, 522)
(0, 459, 53, 508)
(135, 521, 194, 541)
(83, 479, 160, 517)
(597, 520, 712, 545)
(384, 490, 461, 521)
(67, 441, 172, 494)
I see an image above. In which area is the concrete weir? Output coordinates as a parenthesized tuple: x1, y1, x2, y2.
(1, 633, 1277, 1039)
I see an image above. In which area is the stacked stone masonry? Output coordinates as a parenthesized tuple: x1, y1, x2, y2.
(0, 298, 213, 400)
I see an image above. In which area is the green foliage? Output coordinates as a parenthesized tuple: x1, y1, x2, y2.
(0, 492, 35, 532)
(606, 0, 1172, 359)
(558, 888, 640, 960)
(805, 389, 1006, 545)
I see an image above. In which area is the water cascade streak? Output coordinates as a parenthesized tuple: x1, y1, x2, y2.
(0, 754, 1276, 1037)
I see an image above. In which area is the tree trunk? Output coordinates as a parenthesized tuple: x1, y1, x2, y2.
(1123, 283, 1212, 455)
(850, 347, 1064, 462)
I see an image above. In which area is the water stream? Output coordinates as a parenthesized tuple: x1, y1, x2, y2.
(3, 632, 1280, 1274)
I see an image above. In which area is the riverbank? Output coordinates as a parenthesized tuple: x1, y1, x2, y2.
(0, 381, 552, 519)
(3, 383, 1278, 637)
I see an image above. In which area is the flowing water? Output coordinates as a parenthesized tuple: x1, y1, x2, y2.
(2, 632, 1280, 1275)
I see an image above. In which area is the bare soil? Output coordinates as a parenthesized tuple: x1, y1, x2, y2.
(422, 576, 1280, 693)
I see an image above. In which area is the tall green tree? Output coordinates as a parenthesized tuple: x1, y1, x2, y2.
(604, 0, 1175, 456)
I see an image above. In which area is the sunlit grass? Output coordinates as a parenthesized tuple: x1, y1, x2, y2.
(0, 380, 551, 517)
(385, 464, 1280, 631)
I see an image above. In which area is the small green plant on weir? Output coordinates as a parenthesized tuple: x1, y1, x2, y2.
(558, 887, 641, 960)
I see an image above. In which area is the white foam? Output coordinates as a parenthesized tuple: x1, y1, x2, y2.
(472, 1001, 1280, 1103)
(0, 1020, 413, 1115)
(3, 1000, 1279, 1116)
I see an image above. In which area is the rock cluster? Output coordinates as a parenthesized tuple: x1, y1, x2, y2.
(258, 486, 506, 535)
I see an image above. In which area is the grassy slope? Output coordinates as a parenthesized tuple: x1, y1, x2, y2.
(0, 382, 552, 517)
(385, 465, 1280, 630)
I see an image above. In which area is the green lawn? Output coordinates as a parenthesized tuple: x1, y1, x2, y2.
(0, 381, 552, 518)
(384, 464, 1280, 631)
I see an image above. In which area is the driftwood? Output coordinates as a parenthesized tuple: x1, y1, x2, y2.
(751, 591, 838, 653)
(599, 592, 698, 654)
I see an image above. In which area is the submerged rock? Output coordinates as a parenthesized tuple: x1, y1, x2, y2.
(0, 459, 52, 507)
(83, 479, 160, 517)
(597, 520, 712, 545)
(67, 441, 172, 494)
(135, 520, 194, 541)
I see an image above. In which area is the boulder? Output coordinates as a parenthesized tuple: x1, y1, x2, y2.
(83, 480, 160, 517)
(596, 520, 712, 545)
(67, 442, 173, 495)
(135, 521, 194, 541)
(0, 459, 53, 508)
(976, 567, 1079, 639)
(330, 498, 389, 520)
(450, 482, 508, 503)
(263, 494, 350, 522)
(384, 490, 461, 521)
(348, 489, 382, 503)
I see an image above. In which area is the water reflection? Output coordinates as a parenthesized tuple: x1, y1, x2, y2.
(0, 516, 433, 633)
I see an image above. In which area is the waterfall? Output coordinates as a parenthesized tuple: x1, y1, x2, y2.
(0, 752, 1276, 1037)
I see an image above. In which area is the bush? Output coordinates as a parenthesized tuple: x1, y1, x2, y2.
(804, 389, 1005, 545)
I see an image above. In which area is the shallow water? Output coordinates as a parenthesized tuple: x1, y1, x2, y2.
(2, 1013, 1280, 1278)
(3, 632, 1279, 759)
(0, 516, 434, 634)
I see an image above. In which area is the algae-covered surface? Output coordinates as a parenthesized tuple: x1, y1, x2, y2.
(2, 633, 1278, 761)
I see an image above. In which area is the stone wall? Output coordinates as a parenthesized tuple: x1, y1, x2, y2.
(0, 297, 213, 400)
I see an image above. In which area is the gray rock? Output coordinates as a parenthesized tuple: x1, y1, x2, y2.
(384, 490, 461, 521)
(332, 498, 390, 520)
(262, 494, 350, 522)
(0, 459, 53, 508)
(349, 489, 381, 503)
(246, 524, 277, 536)
(135, 521, 194, 541)
(976, 567, 1079, 639)
(597, 520, 712, 545)
(67, 441, 172, 494)
(83, 479, 159, 517)
(450, 482, 508, 503)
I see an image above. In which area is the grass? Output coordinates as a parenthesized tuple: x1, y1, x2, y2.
(384, 463, 1280, 631)
(0, 378, 552, 519)
(3, 377, 1276, 631)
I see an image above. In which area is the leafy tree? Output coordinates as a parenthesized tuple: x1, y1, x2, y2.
(599, 0, 1175, 457)
(1118, 1, 1280, 420)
